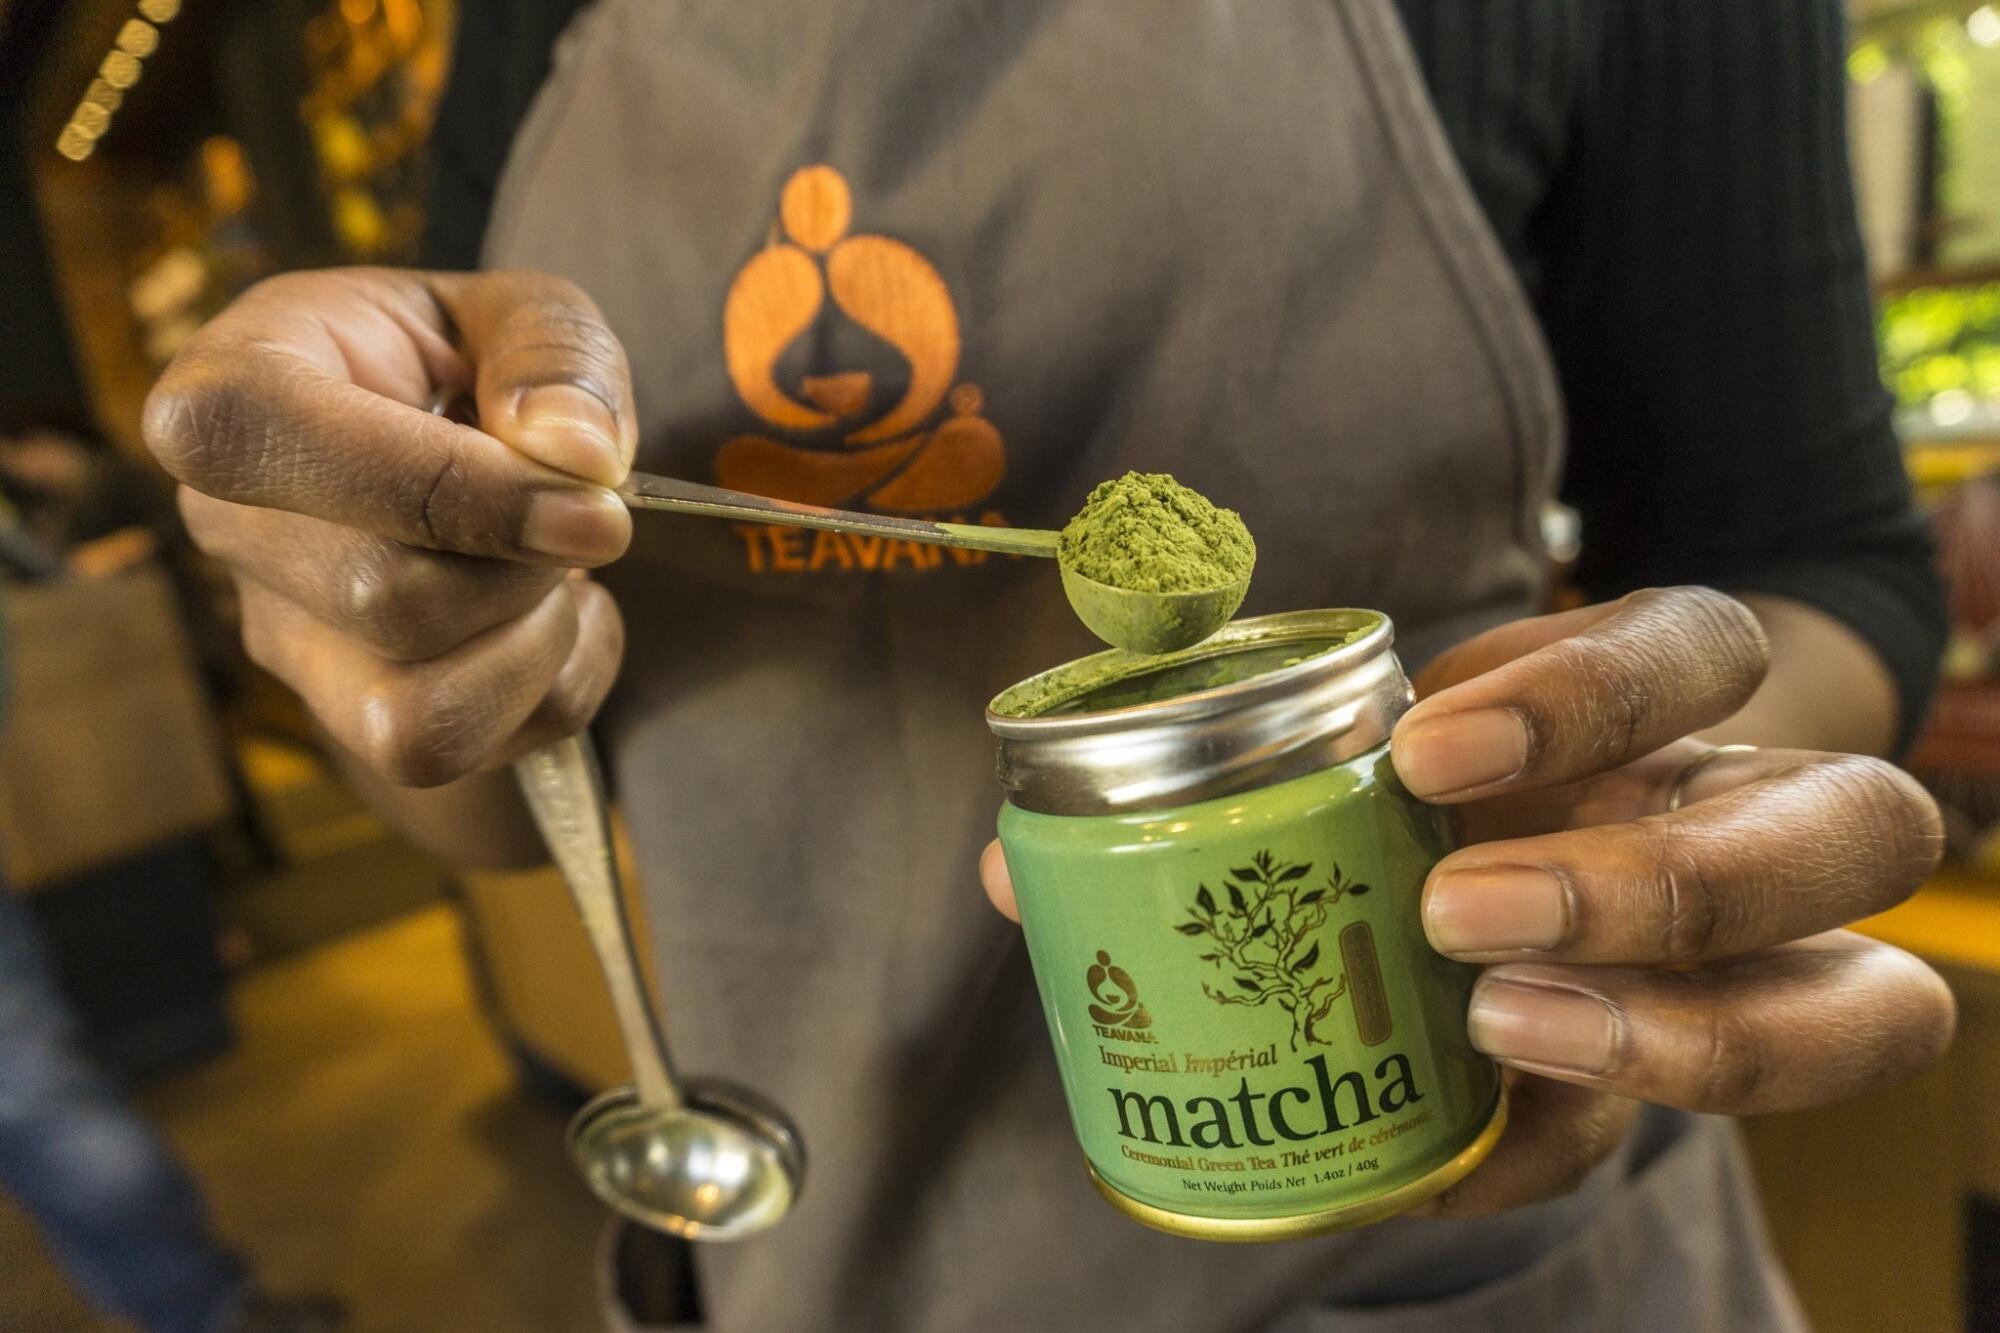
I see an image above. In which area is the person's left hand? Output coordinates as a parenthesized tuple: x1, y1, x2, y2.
(978, 587, 1955, 1215)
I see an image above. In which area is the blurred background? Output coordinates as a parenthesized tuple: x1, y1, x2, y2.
(0, 0, 1998, 1330)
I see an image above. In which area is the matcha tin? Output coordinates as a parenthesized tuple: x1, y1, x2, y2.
(988, 610, 1504, 1242)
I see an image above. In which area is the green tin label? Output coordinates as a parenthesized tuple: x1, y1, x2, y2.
(999, 747, 1500, 1226)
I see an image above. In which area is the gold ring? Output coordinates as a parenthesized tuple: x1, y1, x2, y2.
(1666, 744, 1760, 814)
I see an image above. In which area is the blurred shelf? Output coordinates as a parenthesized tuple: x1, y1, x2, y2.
(1877, 260, 2000, 296)
(1905, 436, 2000, 486)
(1859, 868, 2000, 974)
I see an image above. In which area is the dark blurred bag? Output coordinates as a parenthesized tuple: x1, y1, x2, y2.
(0, 562, 233, 889)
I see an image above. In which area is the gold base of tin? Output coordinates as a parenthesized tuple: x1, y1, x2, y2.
(1086, 1088, 1509, 1243)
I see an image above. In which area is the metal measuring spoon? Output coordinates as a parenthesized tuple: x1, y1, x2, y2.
(425, 395, 803, 1236)
(620, 472, 1246, 653)
(514, 736, 804, 1239)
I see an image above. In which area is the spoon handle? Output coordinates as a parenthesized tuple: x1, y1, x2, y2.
(515, 735, 683, 1111)
(619, 471, 1060, 559)
(426, 391, 1052, 559)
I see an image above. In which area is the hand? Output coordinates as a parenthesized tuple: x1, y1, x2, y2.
(145, 268, 637, 786)
(979, 587, 1955, 1215)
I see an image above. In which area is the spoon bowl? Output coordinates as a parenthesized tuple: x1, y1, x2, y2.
(1057, 563, 1251, 655)
(568, 1082, 805, 1241)
(510, 730, 807, 1244)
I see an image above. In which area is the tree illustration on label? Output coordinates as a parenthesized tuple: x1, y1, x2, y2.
(1175, 850, 1383, 1051)
(1085, 951, 1153, 1030)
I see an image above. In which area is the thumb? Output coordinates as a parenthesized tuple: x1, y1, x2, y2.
(430, 271, 640, 487)
(980, 839, 1021, 923)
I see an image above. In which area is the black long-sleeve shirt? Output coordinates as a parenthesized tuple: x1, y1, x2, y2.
(424, 0, 1946, 747)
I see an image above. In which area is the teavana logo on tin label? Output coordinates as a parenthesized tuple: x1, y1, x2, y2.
(1085, 951, 1157, 1044)
(1174, 851, 1392, 1051)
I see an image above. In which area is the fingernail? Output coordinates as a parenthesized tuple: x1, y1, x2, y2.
(514, 384, 625, 485)
(1424, 866, 1569, 954)
(1468, 977, 1619, 1075)
(522, 488, 630, 564)
(1395, 708, 1530, 798)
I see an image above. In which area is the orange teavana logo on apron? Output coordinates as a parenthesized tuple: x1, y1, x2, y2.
(718, 165, 1011, 573)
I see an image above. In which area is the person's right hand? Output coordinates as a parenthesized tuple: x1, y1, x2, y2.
(145, 268, 637, 786)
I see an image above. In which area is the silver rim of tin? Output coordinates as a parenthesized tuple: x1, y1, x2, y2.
(987, 609, 1411, 816)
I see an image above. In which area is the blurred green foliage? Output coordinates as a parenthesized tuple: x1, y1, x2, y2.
(1882, 283, 2000, 409)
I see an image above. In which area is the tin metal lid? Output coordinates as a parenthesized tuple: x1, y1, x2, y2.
(987, 609, 1412, 816)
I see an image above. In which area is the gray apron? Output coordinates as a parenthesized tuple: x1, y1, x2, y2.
(482, 1, 1808, 1328)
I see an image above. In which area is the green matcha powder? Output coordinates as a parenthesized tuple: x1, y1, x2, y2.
(1059, 472, 1256, 594)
